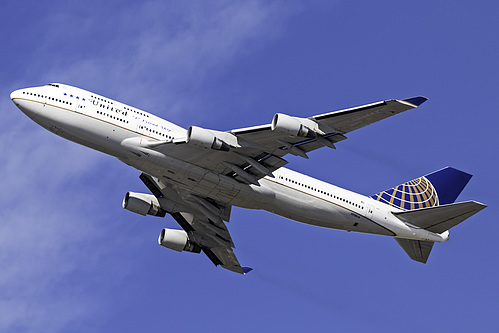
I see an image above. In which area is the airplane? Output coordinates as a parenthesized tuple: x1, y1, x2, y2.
(10, 83, 486, 274)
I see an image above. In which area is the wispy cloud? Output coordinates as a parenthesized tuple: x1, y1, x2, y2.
(34, 1, 298, 120)
(1, 1, 300, 331)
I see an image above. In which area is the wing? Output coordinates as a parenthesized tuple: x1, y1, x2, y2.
(140, 173, 251, 274)
(231, 96, 428, 157)
(159, 97, 427, 185)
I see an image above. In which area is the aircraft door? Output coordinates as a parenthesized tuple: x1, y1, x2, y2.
(366, 204, 374, 220)
(135, 116, 146, 135)
(75, 98, 85, 114)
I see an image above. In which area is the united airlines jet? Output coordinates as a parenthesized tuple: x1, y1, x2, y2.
(10, 83, 486, 274)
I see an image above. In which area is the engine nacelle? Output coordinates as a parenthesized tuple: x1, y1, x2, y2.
(271, 113, 316, 138)
(158, 228, 200, 253)
(186, 126, 230, 151)
(122, 192, 164, 217)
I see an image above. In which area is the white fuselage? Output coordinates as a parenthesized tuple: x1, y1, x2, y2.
(10, 84, 448, 243)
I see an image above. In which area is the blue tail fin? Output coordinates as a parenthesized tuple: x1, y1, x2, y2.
(371, 167, 472, 211)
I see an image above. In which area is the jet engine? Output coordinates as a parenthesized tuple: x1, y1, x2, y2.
(122, 192, 165, 217)
(271, 113, 316, 138)
(158, 228, 200, 253)
(186, 126, 230, 151)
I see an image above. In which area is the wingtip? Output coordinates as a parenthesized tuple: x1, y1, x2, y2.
(242, 267, 253, 274)
(402, 96, 428, 107)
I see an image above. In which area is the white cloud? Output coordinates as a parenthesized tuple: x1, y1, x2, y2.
(36, 1, 297, 119)
(0, 96, 119, 331)
(1, 1, 301, 331)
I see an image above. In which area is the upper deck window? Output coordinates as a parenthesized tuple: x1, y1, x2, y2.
(47, 84, 60, 88)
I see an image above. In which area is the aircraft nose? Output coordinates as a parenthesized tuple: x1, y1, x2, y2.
(10, 89, 23, 105)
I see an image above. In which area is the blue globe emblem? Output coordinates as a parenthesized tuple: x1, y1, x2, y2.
(371, 176, 439, 211)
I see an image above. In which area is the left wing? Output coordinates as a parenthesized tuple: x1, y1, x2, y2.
(140, 173, 251, 274)
(158, 97, 427, 185)
(230, 96, 428, 157)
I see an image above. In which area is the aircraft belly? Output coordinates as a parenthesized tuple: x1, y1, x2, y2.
(122, 151, 244, 205)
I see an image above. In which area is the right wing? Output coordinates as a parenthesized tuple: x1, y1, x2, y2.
(140, 173, 251, 274)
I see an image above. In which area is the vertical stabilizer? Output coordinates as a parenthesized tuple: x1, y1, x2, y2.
(424, 167, 472, 205)
(371, 167, 472, 211)
(383, 167, 484, 264)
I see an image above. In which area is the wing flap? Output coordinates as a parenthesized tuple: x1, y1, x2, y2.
(393, 201, 487, 234)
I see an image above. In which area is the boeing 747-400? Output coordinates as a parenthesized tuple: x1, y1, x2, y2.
(11, 84, 486, 274)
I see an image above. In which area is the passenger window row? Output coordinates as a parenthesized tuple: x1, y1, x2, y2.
(124, 106, 149, 118)
(22, 91, 72, 105)
(89, 95, 149, 118)
(139, 125, 172, 139)
(279, 175, 364, 210)
(96, 110, 129, 124)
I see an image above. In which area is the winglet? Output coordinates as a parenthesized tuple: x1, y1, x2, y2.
(242, 267, 253, 274)
(402, 96, 428, 107)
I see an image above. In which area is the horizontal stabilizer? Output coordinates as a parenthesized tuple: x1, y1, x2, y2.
(393, 201, 487, 234)
(395, 238, 434, 263)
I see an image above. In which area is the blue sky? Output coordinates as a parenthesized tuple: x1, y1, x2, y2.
(1, 1, 498, 332)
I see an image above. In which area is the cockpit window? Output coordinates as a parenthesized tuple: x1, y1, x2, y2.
(46, 84, 60, 88)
